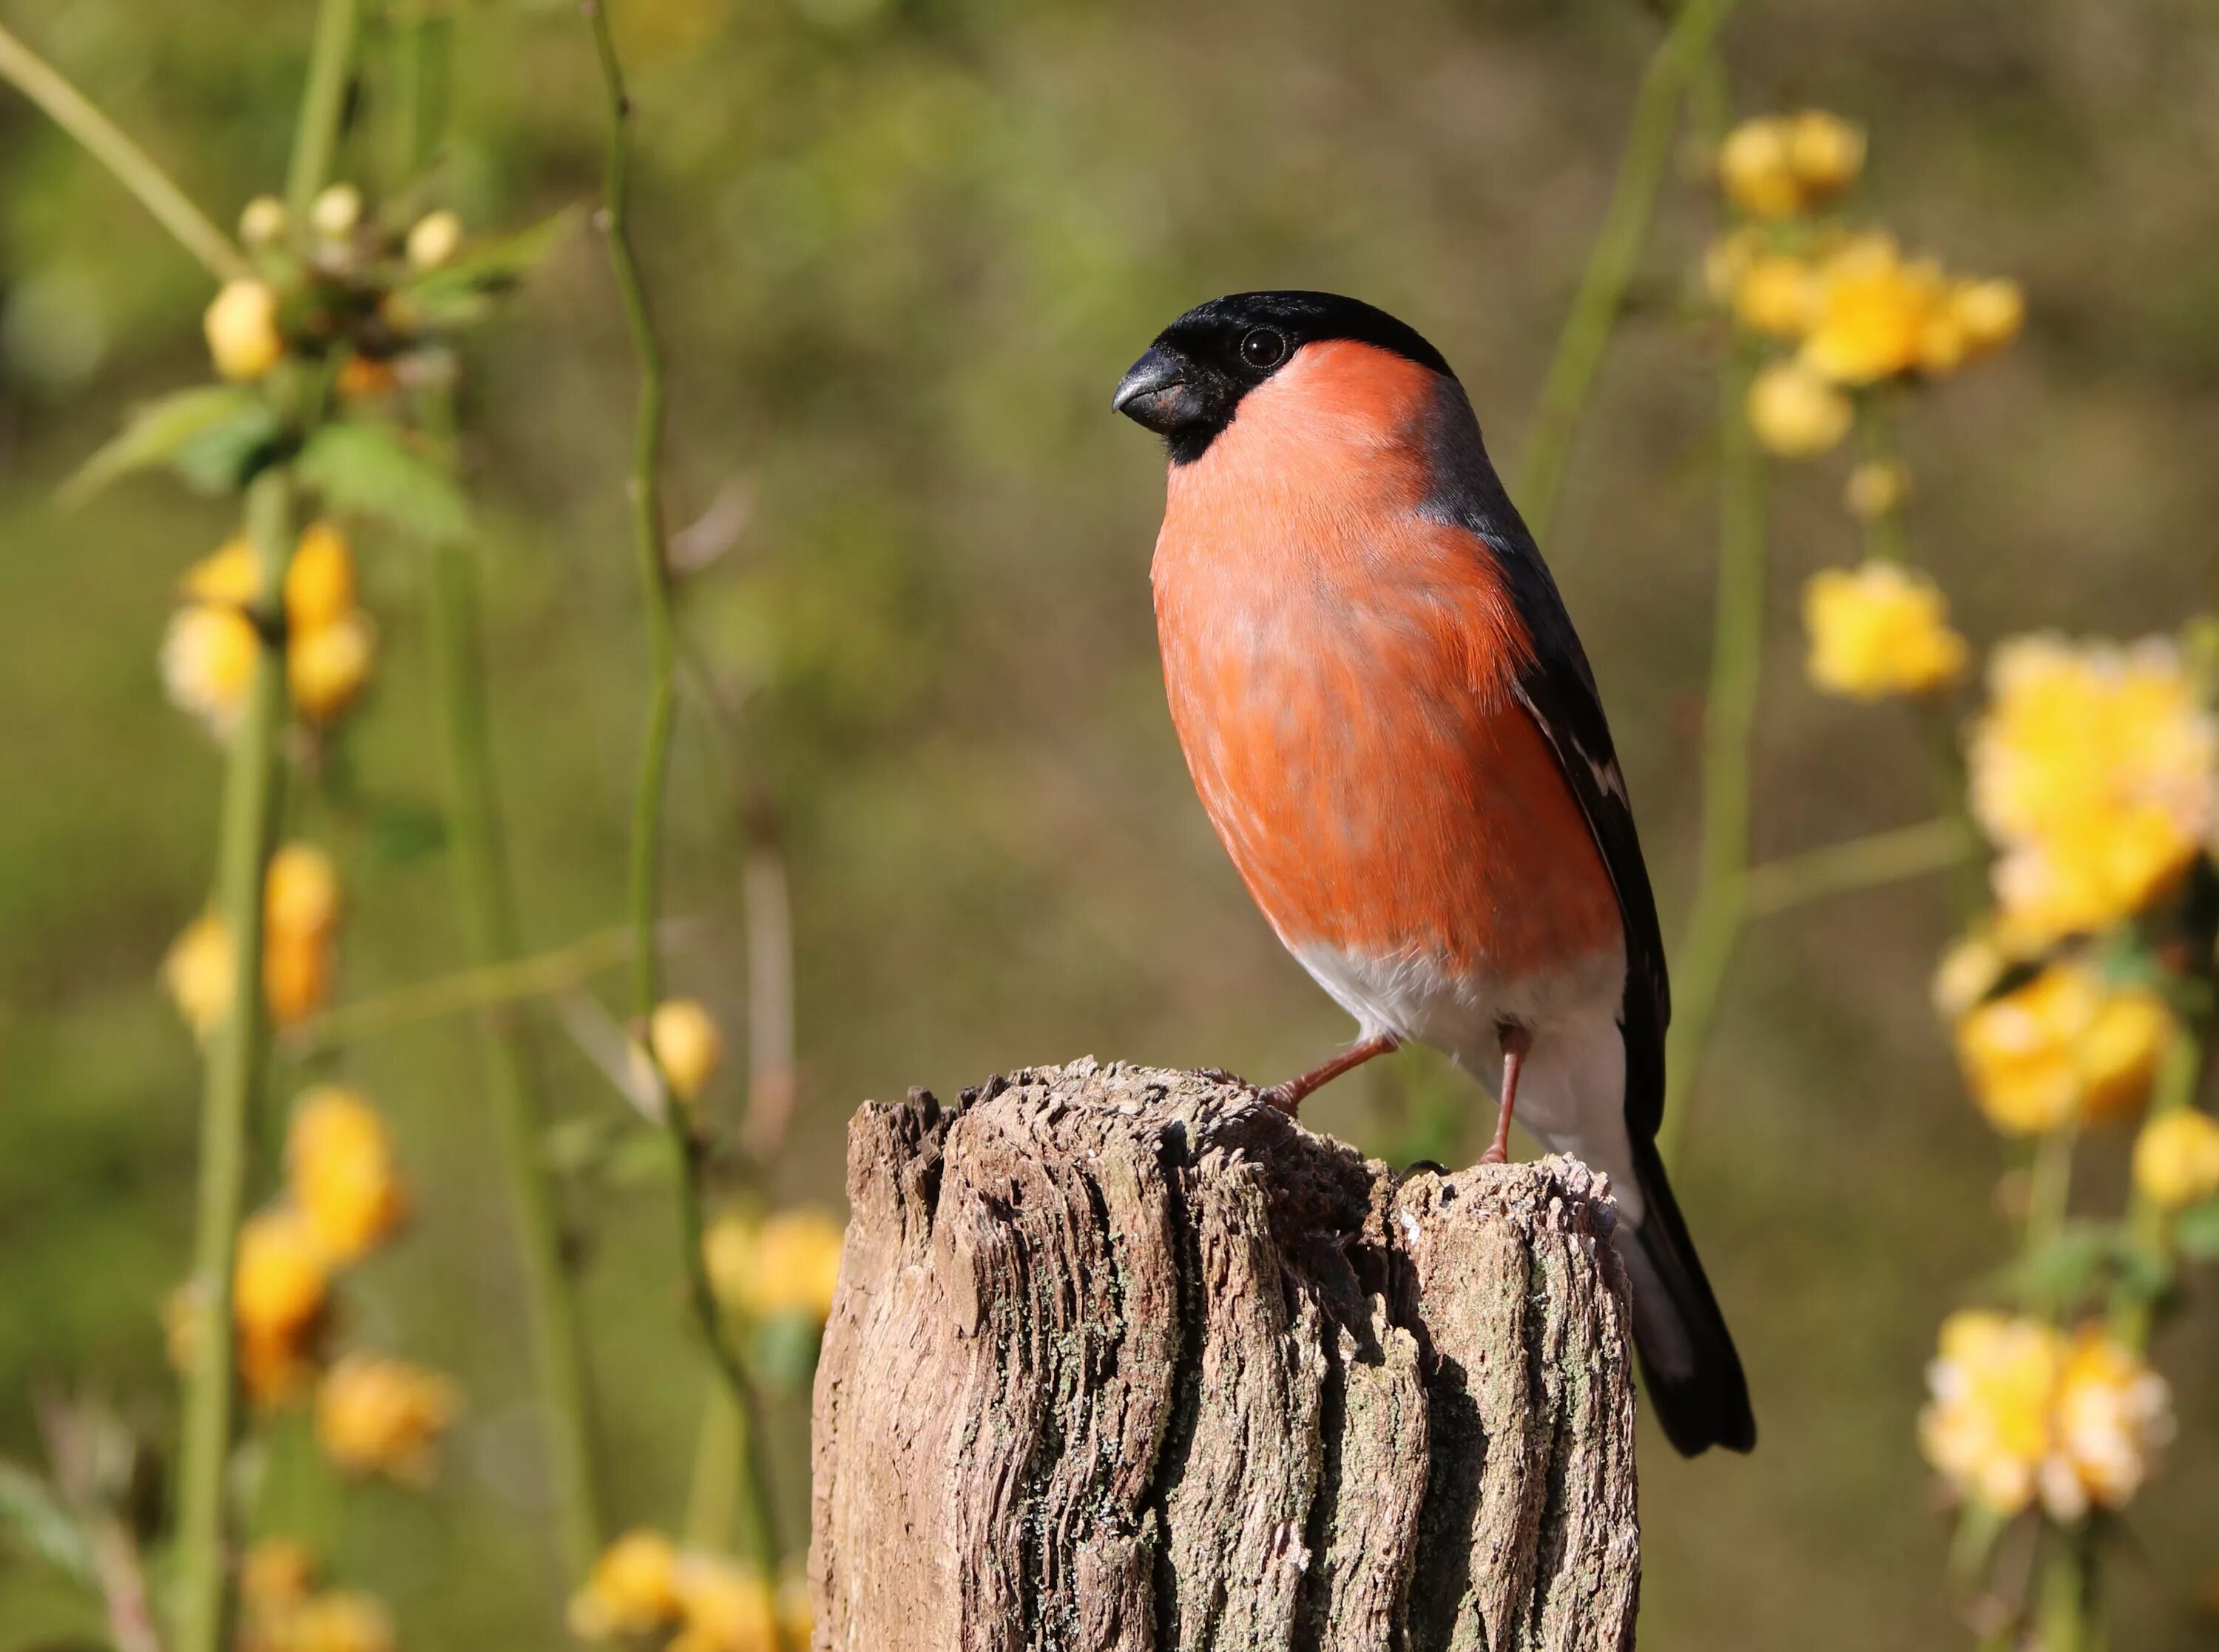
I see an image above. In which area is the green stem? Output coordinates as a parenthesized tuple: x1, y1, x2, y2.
(2024, 1126, 2078, 1312)
(2111, 1026, 2201, 1350)
(428, 537, 605, 1581)
(584, 0, 780, 1578)
(1513, 0, 1743, 542)
(174, 470, 296, 1652)
(0, 20, 249, 281)
(290, 924, 659, 1052)
(1738, 816, 1976, 918)
(286, 0, 361, 218)
(2036, 1520, 2099, 1652)
(1658, 337, 1769, 1164)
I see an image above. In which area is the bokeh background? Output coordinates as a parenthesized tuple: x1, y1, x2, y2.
(4, 0, 2218, 1644)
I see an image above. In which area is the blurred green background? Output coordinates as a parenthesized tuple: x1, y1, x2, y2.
(4, 0, 2218, 1644)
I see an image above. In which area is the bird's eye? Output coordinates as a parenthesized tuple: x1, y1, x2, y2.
(1239, 328, 1288, 370)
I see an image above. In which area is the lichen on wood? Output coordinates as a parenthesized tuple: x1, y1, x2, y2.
(811, 1059, 1638, 1652)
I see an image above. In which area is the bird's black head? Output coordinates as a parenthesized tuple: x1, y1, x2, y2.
(1112, 291, 1455, 464)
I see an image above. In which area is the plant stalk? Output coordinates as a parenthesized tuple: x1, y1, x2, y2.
(584, 0, 781, 1577)
(286, 0, 362, 217)
(174, 469, 296, 1652)
(0, 20, 249, 281)
(428, 536, 606, 1581)
(1513, 0, 1743, 542)
(1658, 336, 1769, 1164)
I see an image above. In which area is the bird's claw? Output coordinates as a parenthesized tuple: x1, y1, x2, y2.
(1478, 1145, 1509, 1165)
(1258, 1083, 1301, 1117)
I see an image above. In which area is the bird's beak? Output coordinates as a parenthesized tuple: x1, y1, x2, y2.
(1113, 344, 1200, 435)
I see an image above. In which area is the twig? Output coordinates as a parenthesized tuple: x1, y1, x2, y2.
(1513, 0, 1744, 543)
(175, 469, 297, 1652)
(428, 535, 606, 1580)
(287, 921, 698, 1052)
(0, 20, 249, 281)
(1658, 335, 1768, 1165)
(1739, 816, 1976, 918)
(286, 0, 361, 218)
(583, 0, 781, 1578)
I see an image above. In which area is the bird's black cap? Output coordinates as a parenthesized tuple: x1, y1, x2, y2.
(1114, 291, 1454, 464)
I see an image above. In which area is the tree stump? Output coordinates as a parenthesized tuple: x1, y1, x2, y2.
(810, 1059, 1639, 1652)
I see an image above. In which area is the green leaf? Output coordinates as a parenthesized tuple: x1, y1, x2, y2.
(753, 1311, 825, 1394)
(401, 207, 581, 325)
(1995, 1222, 2114, 1309)
(0, 1462, 98, 1588)
(60, 386, 283, 505)
(2175, 1199, 2219, 1259)
(365, 797, 448, 865)
(296, 421, 472, 544)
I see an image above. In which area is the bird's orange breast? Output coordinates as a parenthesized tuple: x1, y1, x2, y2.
(1151, 340, 1621, 976)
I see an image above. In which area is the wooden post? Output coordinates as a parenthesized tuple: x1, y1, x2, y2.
(811, 1060, 1639, 1652)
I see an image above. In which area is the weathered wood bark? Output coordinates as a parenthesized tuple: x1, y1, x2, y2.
(811, 1059, 1638, 1652)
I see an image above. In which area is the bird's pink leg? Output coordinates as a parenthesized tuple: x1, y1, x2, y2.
(1260, 1032, 1400, 1117)
(1480, 1023, 1532, 1164)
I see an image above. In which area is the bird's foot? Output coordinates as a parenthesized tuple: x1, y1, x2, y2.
(1477, 1143, 1509, 1166)
(1258, 1082, 1302, 1116)
(1195, 1066, 1257, 1091)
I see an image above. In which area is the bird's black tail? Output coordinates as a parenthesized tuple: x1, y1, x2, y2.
(1616, 1131, 1755, 1456)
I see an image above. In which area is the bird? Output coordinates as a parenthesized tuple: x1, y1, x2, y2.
(1113, 291, 1754, 1456)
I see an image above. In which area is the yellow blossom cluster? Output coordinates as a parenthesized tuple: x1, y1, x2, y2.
(161, 843, 342, 1039)
(167, 1085, 419, 1412)
(704, 1207, 847, 1323)
(1718, 110, 1866, 219)
(1952, 961, 2173, 1136)
(569, 1532, 808, 1652)
(166, 522, 376, 734)
(238, 1538, 396, 1652)
(316, 1353, 460, 1485)
(1920, 1312, 2172, 1520)
(1968, 637, 2218, 949)
(1801, 559, 1968, 700)
(2132, 1108, 2219, 1211)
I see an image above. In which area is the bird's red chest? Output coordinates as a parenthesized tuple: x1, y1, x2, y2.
(1150, 343, 1619, 976)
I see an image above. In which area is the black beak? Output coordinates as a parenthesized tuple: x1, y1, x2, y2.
(1112, 344, 1198, 435)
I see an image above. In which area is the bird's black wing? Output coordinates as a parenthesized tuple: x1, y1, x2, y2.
(1416, 382, 1672, 1138)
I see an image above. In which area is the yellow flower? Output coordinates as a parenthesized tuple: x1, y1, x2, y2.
(310, 183, 363, 240)
(236, 1207, 330, 1339)
(241, 1537, 317, 1617)
(1953, 963, 2173, 1134)
(1785, 109, 1865, 201)
(161, 603, 260, 735)
(1970, 637, 2218, 947)
(288, 1086, 406, 1262)
(1953, 277, 2025, 356)
(266, 844, 341, 941)
(2044, 1328, 2171, 1520)
(1732, 254, 1816, 338)
(706, 1208, 846, 1322)
(264, 929, 335, 1027)
(644, 998, 726, 1102)
(1920, 1310, 2063, 1516)
(316, 1354, 459, 1485)
(206, 279, 285, 381)
(570, 1531, 684, 1639)
(1803, 560, 1968, 699)
(2132, 1109, 2219, 1211)
(1717, 116, 1802, 218)
(1702, 227, 1766, 305)
(163, 910, 235, 1040)
(180, 537, 260, 606)
(1932, 931, 2007, 1019)
(671, 1554, 780, 1652)
(239, 196, 289, 250)
(1800, 234, 1943, 385)
(1844, 458, 1909, 522)
(287, 1591, 396, 1652)
(286, 521, 357, 633)
(1746, 359, 1852, 458)
(405, 209, 463, 271)
(289, 613, 376, 723)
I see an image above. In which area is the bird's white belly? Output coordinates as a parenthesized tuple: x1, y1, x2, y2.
(1292, 937, 1646, 1221)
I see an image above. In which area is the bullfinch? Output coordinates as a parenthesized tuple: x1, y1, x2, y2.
(1114, 290, 1754, 1457)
